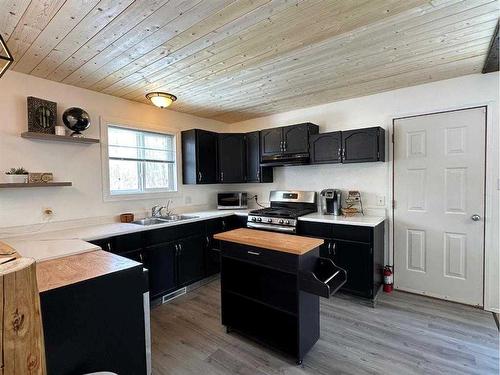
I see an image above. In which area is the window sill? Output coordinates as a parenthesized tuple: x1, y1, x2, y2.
(103, 190, 181, 202)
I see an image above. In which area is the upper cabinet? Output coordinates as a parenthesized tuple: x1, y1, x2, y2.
(310, 131, 342, 164)
(218, 133, 246, 183)
(342, 127, 385, 163)
(182, 129, 218, 184)
(310, 127, 385, 165)
(260, 123, 319, 166)
(260, 128, 283, 156)
(282, 123, 314, 154)
(246, 131, 273, 183)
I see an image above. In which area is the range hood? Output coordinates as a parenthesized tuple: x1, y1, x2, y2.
(260, 153, 310, 167)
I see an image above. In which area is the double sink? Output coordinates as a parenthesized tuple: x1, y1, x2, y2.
(132, 214, 198, 226)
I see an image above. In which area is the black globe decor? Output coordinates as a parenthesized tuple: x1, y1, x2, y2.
(62, 107, 90, 137)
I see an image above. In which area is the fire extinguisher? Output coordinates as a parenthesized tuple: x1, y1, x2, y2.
(383, 265, 393, 293)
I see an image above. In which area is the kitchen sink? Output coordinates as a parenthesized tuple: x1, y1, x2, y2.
(131, 215, 198, 226)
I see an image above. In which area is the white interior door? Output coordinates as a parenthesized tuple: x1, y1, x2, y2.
(393, 107, 486, 306)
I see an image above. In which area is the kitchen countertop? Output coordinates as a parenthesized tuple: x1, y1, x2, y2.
(36, 250, 141, 292)
(214, 228, 324, 255)
(1, 209, 384, 262)
(299, 213, 385, 227)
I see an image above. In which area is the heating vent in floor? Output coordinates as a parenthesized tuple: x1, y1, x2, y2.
(161, 287, 187, 304)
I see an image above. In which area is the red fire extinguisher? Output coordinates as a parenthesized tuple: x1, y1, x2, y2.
(383, 265, 393, 293)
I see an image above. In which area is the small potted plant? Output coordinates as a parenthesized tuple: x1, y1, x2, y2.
(5, 167, 29, 183)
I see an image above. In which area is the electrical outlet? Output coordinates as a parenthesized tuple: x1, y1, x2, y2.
(376, 195, 385, 206)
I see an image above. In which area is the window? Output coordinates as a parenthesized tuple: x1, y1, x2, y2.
(107, 125, 176, 196)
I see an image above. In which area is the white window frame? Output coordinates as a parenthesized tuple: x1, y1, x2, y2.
(100, 117, 180, 202)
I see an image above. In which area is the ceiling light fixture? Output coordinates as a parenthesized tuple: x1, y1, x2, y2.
(146, 92, 177, 108)
(0, 34, 14, 78)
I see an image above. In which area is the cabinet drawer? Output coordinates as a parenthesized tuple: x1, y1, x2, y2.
(144, 222, 203, 246)
(113, 233, 143, 254)
(298, 221, 372, 243)
(221, 242, 298, 273)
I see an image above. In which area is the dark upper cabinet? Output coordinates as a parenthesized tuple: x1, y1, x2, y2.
(144, 242, 177, 298)
(177, 235, 205, 286)
(282, 123, 317, 154)
(246, 131, 273, 183)
(260, 128, 283, 156)
(218, 133, 246, 183)
(182, 129, 218, 184)
(310, 131, 342, 164)
(342, 127, 385, 163)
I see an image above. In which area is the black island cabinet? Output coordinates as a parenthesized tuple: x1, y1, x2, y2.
(215, 228, 346, 364)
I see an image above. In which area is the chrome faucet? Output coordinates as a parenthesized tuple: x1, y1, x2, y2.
(151, 205, 165, 217)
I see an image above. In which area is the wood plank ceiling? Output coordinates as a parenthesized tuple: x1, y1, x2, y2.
(2, 0, 498, 123)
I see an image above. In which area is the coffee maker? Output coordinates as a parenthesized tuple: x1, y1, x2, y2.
(320, 189, 342, 216)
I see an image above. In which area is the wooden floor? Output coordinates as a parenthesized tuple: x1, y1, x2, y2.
(150, 280, 499, 375)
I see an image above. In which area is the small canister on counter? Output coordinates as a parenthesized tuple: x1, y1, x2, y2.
(120, 213, 134, 223)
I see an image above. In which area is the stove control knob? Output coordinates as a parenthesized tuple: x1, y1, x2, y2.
(285, 220, 290, 225)
(279, 219, 284, 224)
(267, 218, 273, 223)
(251, 217, 257, 222)
(257, 217, 262, 222)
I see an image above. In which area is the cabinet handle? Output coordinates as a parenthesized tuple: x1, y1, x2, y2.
(206, 236, 211, 247)
(221, 171, 224, 182)
(256, 170, 260, 180)
(332, 241, 336, 256)
(198, 171, 202, 182)
(280, 141, 283, 152)
(337, 148, 342, 160)
(139, 253, 144, 263)
(247, 251, 260, 256)
(284, 141, 287, 151)
(106, 242, 112, 252)
(342, 148, 345, 160)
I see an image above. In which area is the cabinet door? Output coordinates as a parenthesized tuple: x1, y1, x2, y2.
(342, 127, 383, 163)
(218, 133, 246, 183)
(332, 240, 372, 297)
(310, 132, 342, 164)
(144, 242, 176, 298)
(260, 128, 283, 156)
(196, 129, 218, 183)
(177, 235, 205, 286)
(246, 131, 261, 182)
(282, 123, 315, 154)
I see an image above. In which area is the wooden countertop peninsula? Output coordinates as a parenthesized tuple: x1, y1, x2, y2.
(214, 228, 323, 255)
(1, 241, 140, 292)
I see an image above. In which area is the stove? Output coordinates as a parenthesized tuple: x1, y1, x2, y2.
(247, 190, 317, 233)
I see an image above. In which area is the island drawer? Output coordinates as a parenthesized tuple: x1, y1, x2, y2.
(220, 242, 298, 273)
(299, 257, 347, 298)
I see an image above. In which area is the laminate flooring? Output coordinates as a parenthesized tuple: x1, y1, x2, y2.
(150, 280, 499, 375)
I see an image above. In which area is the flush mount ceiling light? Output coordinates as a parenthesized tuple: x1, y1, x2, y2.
(146, 92, 177, 108)
(0, 34, 14, 78)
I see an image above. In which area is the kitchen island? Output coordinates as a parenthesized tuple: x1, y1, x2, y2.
(214, 228, 347, 364)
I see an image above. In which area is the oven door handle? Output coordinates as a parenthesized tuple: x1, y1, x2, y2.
(247, 222, 296, 233)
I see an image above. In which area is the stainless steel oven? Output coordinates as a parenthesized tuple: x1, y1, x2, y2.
(217, 192, 248, 210)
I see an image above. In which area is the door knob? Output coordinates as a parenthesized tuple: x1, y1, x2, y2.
(471, 214, 481, 221)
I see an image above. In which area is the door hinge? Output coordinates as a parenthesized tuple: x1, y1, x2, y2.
(392, 200, 396, 209)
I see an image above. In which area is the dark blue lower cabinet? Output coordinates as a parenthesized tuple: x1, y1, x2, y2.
(40, 266, 147, 375)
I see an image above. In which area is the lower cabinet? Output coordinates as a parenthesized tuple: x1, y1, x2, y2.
(177, 235, 205, 286)
(298, 221, 384, 300)
(144, 242, 177, 299)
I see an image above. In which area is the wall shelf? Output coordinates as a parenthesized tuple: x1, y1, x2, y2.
(0, 182, 72, 188)
(21, 132, 100, 144)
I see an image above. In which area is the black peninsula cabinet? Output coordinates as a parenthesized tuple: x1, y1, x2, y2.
(218, 133, 246, 183)
(182, 129, 218, 184)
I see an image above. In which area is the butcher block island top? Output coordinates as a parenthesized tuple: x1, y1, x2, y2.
(214, 228, 324, 255)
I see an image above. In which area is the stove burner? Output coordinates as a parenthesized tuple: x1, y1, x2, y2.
(250, 207, 314, 219)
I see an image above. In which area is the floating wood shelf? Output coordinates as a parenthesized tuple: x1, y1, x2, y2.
(0, 182, 72, 188)
(21, 132, 100, 144)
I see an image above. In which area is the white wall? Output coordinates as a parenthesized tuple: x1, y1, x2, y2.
(228, 73, 500, 313)
(0, 70, 244, 229)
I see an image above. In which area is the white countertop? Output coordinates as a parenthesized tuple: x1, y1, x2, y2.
(1, 209, 384, 261)
(298, 213, 385, 227)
